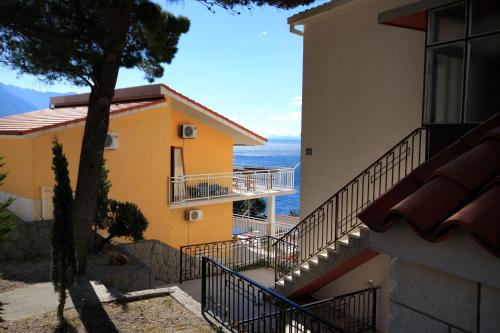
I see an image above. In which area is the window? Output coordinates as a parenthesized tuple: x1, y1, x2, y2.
(171, 147, 185, 201)
(465, 35, 500, 122)
(470, 0, 500, 36)
(424, 0, 500, 124)
(428, 2, 466, 44)
(426, 43, 465, 123)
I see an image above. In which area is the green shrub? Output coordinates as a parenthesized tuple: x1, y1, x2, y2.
(99, 200, 149, 248)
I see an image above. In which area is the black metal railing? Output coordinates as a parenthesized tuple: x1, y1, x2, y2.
(180, 236, 276, 283)
(274, 128, 428, 280)
(390, 299, 472, 333)
(202, 256, 345, 333)
(303, 288, 378, 333)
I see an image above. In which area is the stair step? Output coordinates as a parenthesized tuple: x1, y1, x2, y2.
(349, 229, 361, 238)
(338, 237, 350, 246)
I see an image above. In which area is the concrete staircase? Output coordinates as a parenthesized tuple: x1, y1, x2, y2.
(275, 225, 371, 297)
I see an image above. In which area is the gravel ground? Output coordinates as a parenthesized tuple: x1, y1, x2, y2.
(0, 260, 51, 293)
(0, 295, 215, 333)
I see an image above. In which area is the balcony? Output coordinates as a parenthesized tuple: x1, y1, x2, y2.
(232, 214, 295, 238)
(169, 166, 295, 208)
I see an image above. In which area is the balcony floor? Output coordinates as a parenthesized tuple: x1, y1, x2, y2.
(170, 188, 295, 209)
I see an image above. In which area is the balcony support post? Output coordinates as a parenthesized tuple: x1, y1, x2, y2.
(266, 195, 276, 236)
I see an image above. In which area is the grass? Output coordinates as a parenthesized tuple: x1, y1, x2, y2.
(0, 295, 215, 333)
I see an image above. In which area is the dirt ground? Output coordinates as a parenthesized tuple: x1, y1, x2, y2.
(0, 259, 51, 293)
(0, 295, 215, 333)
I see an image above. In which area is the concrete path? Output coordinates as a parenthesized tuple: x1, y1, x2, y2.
(0, 280, 119, 321)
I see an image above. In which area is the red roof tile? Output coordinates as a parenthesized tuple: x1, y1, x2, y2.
(0, 99, 164, 135)
(358, 114, 500, 257)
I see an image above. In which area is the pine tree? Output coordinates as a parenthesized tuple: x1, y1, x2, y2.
(95, 160, 111, 229)
(0, 156, 14, 241)
(51, 137, 77, 321)
(93, 160, 111, 250)
(99, 199, 149, 249)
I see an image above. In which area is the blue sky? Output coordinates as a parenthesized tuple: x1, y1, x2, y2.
(0, 1, 328, 137)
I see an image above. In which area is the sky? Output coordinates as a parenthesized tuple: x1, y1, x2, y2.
(0, 0, 329, 138)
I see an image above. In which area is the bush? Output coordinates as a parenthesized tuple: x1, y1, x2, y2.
(99, 199, 149, 248)
(289, 209, 300, 217)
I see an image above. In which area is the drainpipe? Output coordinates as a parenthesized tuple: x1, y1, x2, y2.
(266, 195, 276, 236)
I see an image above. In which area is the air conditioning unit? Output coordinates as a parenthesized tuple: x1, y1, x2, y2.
(186, 209, 203, 222)
(180, 124, 197, 139)
(104, 132, 119, 150)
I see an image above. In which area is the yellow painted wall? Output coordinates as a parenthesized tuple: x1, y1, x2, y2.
(0, 99, 234, 249)
(0, 138, 35, 198)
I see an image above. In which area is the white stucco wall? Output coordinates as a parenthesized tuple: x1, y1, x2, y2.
(0, 191, 41, 222)
(370, 219, 500, 289)
(388, 258, 500, 333)
(311, 254, 391, 332)
(299, 0, 425, 217)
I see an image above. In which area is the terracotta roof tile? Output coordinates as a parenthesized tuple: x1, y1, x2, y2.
(358, 114, 500, 257)
(0, 99, 164, 135)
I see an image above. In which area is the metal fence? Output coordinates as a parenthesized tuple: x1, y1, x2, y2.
(274, 128, 428, 280)
(202, 256, 344, 333)
(170, 168, 295, 204)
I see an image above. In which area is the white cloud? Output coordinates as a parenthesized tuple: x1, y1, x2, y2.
(269, 111, 301, 121)
(290, 95, 302, 107)
(259, 31, 269, 37)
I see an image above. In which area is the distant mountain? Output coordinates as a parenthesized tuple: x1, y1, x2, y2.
(0, 83, 74, 117)
(0, 84, 38, 117)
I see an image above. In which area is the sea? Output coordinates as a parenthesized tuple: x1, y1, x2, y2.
(233, 139, 301, 216)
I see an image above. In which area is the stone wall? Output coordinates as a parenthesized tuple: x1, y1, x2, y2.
(0, 219, 52, 261)
(119, 240, 180, 284)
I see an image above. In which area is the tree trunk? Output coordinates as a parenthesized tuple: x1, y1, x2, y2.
(73, 2, 133, 275)
(57, 288, 66, 321)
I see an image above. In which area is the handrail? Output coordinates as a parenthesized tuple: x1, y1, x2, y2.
(273, 128, 428, 281)
(202, 256, 344, 333)
(390, 299, 471, 333)
(237, 287, 379, 333)
(180, 236, 280, 282)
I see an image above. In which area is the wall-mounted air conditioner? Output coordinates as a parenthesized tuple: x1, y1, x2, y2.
(180, 124, 197, 139)
(185, 209, 203, 222)
(104, 132, 119, 150)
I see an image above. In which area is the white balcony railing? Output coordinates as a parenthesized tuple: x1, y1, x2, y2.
(169, 167, 294, 204)
(232, 214, 295, 238)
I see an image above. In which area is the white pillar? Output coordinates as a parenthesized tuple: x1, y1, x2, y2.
(267, 195, 276, 236)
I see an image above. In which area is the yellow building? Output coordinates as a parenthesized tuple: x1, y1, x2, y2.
(0, 84, 295, 249)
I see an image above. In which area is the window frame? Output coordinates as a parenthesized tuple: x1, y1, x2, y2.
(423, 0, 500, 126)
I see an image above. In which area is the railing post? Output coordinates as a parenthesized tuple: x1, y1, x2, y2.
(201, 256, 207, 312)
(372, 288, 377, 330)
(179, 247, 183, 284)
(267, 236, 271, 268)
(334, 195, 339, 242)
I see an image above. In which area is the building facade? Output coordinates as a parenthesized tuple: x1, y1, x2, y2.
(0, 84, 295, 249)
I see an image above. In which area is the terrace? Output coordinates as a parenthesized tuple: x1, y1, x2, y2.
(168, 166, 295, 208)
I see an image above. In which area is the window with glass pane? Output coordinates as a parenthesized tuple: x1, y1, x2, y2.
(465, 35, 500, 122)
(471, 0, 500, 36)
(425, 43, 465, 123)
(428, 2, 467, 44)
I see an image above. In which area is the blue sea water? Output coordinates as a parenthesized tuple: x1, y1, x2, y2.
(233, 139, 301, 216)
